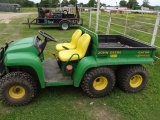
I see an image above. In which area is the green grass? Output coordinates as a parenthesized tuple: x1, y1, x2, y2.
(20, 7, 37, 12)
(0, 10, 160, 120)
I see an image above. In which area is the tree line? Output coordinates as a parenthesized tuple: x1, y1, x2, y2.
(39, 0, 97, 8)
(0, 0, 35, 7)
(47, 0, 152, 8)
(119, 0, 154, 9)
(0, 0, 155, 9)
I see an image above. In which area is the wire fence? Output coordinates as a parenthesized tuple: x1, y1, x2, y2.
(81, 10, 160, 60)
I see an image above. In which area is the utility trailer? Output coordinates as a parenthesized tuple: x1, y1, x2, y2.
(0, 27, 156, 106)
(23, 5, 83, 30)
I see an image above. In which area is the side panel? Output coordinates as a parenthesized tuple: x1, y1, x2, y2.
(4, 52, 45, 88)
(73, 56, 154, 87)
(96, 57, 154, 66)
(73, 56, 97, 87)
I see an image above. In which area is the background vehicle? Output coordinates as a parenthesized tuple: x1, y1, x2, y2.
(0, 27, 156, 106)
(23, 5, 83, 30)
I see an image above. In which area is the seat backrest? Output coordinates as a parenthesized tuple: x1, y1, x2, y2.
(75, 33, 91, 58)
(70, 29, 82, 46)
(58, 33, 91, 62)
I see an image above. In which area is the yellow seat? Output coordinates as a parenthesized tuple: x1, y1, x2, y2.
(58, 34, 91, 62)
(56, 29, 82, 51)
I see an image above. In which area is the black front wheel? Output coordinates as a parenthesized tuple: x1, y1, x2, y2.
(0, 72, 36, 106)
(81, 67, 116, 98)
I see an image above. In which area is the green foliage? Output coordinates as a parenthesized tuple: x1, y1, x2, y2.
(100, 3, 106, 7)
(40, 0, 60, 7)
(61, 0, 68, 7)
(127, 0, 138, 8)
(119, 0, 127, 7)
(79, 2, 83, 6)
(87, 0, 96, 7)
(22, 1, 34, 7)
(83, 4, 89, 7)
(0, 0, 35, 7)
(142, 0, 150, 7)
(68, 0, 77, 5)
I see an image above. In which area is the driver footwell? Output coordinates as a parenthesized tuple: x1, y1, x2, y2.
(42, 59, 73, 84)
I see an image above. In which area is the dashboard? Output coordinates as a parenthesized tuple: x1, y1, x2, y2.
(33, 35, 42, 53)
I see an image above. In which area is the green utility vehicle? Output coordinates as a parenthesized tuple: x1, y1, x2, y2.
(0, 27, 156, 106)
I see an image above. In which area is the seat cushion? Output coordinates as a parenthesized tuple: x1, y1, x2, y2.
(58, 49, 80, 62)
(56, 43, 75, 51)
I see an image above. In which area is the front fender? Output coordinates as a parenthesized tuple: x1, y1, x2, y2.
(73, 56, 97, 87)
(4, 52, 45, 88)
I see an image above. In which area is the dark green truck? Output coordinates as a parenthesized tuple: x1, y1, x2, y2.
(0, 27, 156, 106)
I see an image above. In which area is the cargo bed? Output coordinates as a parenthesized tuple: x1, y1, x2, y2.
(98, 35, 155, 50)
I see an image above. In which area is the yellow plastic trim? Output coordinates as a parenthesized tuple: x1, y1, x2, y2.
(9, 86, 26, 99)
(130, 75, 143, 88)
(93, 76, 108, 90)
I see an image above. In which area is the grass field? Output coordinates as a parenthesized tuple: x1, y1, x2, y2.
(0, 8, 160, 120)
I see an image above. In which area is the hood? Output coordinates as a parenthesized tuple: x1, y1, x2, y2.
(5, 36, 39, 55)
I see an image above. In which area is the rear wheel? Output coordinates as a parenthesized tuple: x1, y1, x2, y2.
(0, 71, 36, 106)
(116, 65, 148, 93)
(60, 21, 70, 30)
(81, 67, 115, 97)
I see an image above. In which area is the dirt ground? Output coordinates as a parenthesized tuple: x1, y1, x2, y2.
(0, 12, 36, 23)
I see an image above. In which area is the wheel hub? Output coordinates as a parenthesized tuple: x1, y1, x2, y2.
(15, 88, 21, 92)
(62, 23, 68, 30)
(96, 79, 100, 82)
(93, 76, 108, 90)
(9, 86, 26, 99)
(130, 75, 143, 88)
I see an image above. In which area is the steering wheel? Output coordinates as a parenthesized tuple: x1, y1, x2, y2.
(39, 30, 57, 42)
